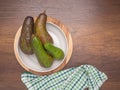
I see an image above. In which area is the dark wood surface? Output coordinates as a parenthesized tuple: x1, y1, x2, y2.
(0, 0, 120, 90)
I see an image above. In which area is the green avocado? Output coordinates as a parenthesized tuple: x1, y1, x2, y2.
(44, 43, 65, 60)
(31, 35, 53, 68)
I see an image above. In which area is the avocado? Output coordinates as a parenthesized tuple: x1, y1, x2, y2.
(31, 35, 53, 68)
(35, 11, 53, 44)
(44, 43, 65, 60)
(19, 16, 34, 54)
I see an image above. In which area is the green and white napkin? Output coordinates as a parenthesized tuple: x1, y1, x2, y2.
(21, 65, 108, 90)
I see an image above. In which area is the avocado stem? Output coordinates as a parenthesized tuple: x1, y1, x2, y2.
(43, 10, 45, 14)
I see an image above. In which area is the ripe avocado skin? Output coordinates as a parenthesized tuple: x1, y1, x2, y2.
(20, 16, 34, 54)
(35, 11, 53, 44)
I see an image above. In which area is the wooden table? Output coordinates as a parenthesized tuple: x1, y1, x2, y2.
(0, 0, 120, 90)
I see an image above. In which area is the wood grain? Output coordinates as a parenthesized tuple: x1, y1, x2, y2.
(0, 0, 120, 90)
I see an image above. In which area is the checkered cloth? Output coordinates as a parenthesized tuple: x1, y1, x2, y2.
(21, 65, 108, 90)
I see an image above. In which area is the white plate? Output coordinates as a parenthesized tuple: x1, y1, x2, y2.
(14, 17, 73, 75)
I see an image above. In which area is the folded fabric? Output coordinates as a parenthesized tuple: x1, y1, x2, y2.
(21, 65, 108, 90)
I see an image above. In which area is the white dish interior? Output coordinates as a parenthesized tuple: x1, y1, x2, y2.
(16, 22, 68, 72)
